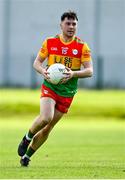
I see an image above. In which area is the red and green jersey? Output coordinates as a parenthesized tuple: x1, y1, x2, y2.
(39, 34, 91, 97)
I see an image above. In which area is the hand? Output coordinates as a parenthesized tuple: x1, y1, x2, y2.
(59, 67, 74, 84)
(41, 68, 51, 82)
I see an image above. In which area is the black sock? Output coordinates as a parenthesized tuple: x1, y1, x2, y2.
(25, 130, 34, 141)
(25, 146, 35, 158)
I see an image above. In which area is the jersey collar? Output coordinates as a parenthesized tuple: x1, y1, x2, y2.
(59, 34, 75, 45)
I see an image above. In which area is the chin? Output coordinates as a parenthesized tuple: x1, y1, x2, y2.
(67, 33, 74, 38)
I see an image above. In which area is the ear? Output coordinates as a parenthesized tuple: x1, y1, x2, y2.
(60, 23, 63, 30)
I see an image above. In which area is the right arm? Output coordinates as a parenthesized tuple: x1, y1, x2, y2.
(33, 54, 50, 80)
(33, 39, 50, 80)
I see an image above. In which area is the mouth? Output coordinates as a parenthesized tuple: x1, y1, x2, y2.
(67, 31, 74, 34)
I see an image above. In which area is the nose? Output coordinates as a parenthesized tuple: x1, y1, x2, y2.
(69, 24, 74, 28)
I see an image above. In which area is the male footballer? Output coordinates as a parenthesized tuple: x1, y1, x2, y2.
(18, 10, 93, 166)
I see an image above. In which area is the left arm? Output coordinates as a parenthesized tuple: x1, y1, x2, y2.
(73, 42, 93, 78)
(72, 60, 93, 78)
(61, 61, 93, 83)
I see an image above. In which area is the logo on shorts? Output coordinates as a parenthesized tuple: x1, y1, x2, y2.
(72, 49, 78, 55)
(44, 90, 48, 94)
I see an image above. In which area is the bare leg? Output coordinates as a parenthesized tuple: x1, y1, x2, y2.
(18, 97, 56, 157)
(19, 97, 64, 166)
(29, 97, 56, 134)
(30, 109, 64, 150)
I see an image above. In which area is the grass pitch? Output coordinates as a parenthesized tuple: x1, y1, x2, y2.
(0, 117, 125, 178)
(0, 89, 125, 178)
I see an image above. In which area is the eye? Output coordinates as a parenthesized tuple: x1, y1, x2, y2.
(66, 22, 76, 26)
(72, 22, 76, 26)
(66, 22, 71, 26)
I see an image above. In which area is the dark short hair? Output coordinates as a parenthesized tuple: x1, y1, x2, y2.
(61, 10, 78, 21)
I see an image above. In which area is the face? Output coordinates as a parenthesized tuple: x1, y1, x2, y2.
(60, 17, 77, 38)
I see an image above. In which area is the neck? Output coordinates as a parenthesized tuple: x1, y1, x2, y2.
(61, 34, 74, 42)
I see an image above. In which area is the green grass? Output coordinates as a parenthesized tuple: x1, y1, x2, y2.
(0, 117, 125, 178)
(0, 88, 125, 118)
(0, 88, 125, 178)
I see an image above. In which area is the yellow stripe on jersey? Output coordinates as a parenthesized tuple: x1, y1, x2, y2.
(39, 39, 48, 59)
(81, 43, 91, 62)
(48, 54, 81, 70)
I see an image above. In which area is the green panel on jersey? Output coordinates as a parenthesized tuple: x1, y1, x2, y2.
(43, 77, 78, 97)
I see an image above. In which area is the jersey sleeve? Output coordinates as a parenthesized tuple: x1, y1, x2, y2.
(39, 39, 48, 59)
(81, 43, 91, 63)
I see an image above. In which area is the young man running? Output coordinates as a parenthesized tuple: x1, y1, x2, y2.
(18, 10, 93, 166)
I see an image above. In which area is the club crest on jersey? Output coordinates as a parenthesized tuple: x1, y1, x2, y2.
(61, 47, 68, 55)
(72, 49, 78, 55)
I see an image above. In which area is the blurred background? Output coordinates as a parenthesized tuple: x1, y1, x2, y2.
(0, 0, 125, 89)
(0, 1, 125, 178)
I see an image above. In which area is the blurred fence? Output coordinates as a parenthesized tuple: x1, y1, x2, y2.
(0, 0, 125, 89)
